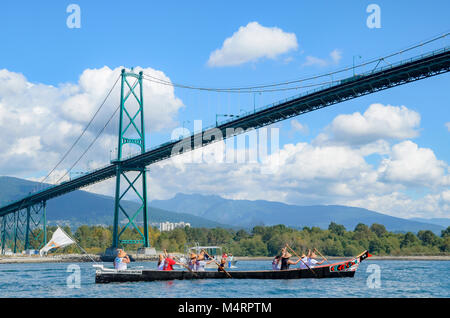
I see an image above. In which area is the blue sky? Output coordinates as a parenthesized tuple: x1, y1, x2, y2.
(0, 1, 449, 218)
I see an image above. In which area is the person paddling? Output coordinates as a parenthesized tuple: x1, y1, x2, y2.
(307, 249, 325, 267)
(162, 249, 184, 271)
(157, 254, 166, 270)
(217, 256, 227, 272)
(188, 253, 197, 271)
(280, 247, 301, 270)
(272, 255, 281, 270)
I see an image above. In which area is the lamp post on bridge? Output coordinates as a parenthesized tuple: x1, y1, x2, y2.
(353, 55, 362, 77)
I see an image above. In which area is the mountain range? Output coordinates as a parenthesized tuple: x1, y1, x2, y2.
(151, 193, 447, 234)
(0, 176, 229, 228)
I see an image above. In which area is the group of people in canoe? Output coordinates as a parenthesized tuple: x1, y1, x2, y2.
(157, 249, 211, 271)
(272, 247, 325, 270)
(113, 245, 324, 272)
(158, 249, 230, 272)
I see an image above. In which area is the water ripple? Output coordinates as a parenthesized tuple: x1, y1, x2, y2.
(0, 260, 448, 298)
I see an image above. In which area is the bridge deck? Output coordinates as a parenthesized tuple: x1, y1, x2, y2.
(1, 47, 449, 216)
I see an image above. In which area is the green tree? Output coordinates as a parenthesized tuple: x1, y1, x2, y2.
(323, 239, 343, 256)
(440, 236, 450, 253)
(370, 223, 387, 238)
(417, 230, 439, 246)
(328, 222, 346, 236)
(400, 232, 420, 248)
(234, 229, 249, 241)
(239, 236, 268, 256)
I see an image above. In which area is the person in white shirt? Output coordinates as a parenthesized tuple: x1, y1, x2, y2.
(227, 253, 234, 268)
(157, 254, 166, 270)
(299, 249, 325, 268)
(195, 253, 215, 271)
(188, 253, 197, 271)
(272, 255, 281, 270)
(113, 249, 130, 270)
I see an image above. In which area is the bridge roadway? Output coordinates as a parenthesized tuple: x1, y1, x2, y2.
(1, 47, 449, 216)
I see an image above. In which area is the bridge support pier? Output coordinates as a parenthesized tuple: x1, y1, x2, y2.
(0, 201, 46, 255)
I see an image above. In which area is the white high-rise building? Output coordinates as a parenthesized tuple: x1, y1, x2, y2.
(158, 221, 191, 232)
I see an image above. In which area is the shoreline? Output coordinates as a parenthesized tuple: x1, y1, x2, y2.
(1, 254, 449, 264)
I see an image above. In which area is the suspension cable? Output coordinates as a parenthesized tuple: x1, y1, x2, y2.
(54, 78, 139, 184)
(142, 31, 449, 92)
(39, 75, 120, 186)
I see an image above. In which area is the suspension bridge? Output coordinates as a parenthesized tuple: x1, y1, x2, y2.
(1, 36, 449, 255)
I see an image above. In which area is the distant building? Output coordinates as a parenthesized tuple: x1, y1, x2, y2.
(158, 221, 191, 232)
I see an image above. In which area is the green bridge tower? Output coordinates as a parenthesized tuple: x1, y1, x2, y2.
(108, 69, 151, 255)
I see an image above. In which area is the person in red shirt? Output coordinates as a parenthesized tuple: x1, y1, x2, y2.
(163, 257, 177, 271)
(162, 249, 184, 271)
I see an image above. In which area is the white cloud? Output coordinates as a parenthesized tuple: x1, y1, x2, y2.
(318, 103, 421, 145)
(446, 122, 450, 132)
(303, 56, 328, 68)
(2, 69, 448, 219)
(329, 49, 342, 64)
(347, 190, 450, 219)
(207, 22, 298, 67)
(0, 67, 183, 178)
(378, 140, 448, 187)
(131, 104, 447, 219)
(140, 135, 448, 218)
(290, 119, 308, 135)
(303, 49, 342, 67)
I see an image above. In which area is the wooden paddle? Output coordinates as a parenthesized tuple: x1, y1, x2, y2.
(202, 249, 232, 278)
(285, 244, 317, 278)
(314, 248, 329, 264)
(179, 260, 198, 277)
(168, 253, 198, 277)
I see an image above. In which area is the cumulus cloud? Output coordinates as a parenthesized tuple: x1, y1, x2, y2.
(141, 138, 448, 218)
(347, 190, 450, 219)
(446, 122, 450, 132)
(378, 140, 448, 187)
(0, 67, 183, 178)
(132, 104, 447, 219)
(317, 103, 421, 146)
(2, 70, 448, 219)
(207, 22, 298, 67)
(303, 49, 342, 67)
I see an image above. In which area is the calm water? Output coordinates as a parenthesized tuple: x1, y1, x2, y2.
(0, 260, 449, 298)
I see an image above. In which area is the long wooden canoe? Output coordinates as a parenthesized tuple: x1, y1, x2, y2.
(95, 251, 371, 284)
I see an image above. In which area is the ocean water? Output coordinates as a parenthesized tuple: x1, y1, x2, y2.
(0, 260, 448, 298)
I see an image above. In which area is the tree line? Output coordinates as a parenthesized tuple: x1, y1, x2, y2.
(43, 222, 450, 256)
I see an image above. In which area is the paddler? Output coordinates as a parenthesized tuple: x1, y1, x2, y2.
(157, 253, 166, 270)
(188, 253, 197, 271)
(307, 249, 325, 267)
(299, 252, 309, 269)
(217, 256, 227, 272)
(195, 254, 214, 271)
(272, 255, 281, 270)
(280, 247, 301, 270)
(162, 249, 184, 271)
